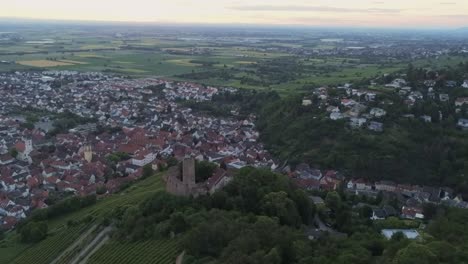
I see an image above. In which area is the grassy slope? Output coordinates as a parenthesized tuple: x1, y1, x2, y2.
(0, 174, 166, 264)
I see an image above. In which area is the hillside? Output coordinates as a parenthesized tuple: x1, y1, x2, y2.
(2, 166, 468, 264)
(0, 173, 181, 264)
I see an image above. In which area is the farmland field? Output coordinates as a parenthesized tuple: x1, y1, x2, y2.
(1, 26, 466, 96)
(17, 60, 79, 67)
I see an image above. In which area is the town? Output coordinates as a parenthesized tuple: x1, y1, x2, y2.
(0, 71, 276, 230)
(1, 70, 467, 232)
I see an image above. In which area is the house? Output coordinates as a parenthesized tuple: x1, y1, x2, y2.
(330, 112, 344, 120)
(455, 97, 468, 107)
(401, 206, 424, 219)
(295, 164, 322, 181)
(309, 196, 325, 205)
(458, 119, 468, 130)
(320, 170, 343, 191)
(371, 208, 387, 220)
(370, 108, 387, 118)
(15, 138, 33, 162)
(421, 115, 432, 123)
(131, 150, 156, 167)
(294, 178, 321, 191)
(365, 93, 376, 101)
(462, 80, 468, 89)
(341, 99, 356, 107)
(381, 229, 420, 240)
(206, 168, 232, 194)
(375, 181, 396, 192)
(385, 79, 406, 89)
(0, 154, 15, 165)
(302, 98, 312, 106)
(350, 117, 367, 128)
(383, 205, 397, 217)
(368, 121, 383, 132)
(446, 81, 457, 88)
(347, 179, 373, 191)
(326, 106, 340, 113)
(439, 94, 449, 102)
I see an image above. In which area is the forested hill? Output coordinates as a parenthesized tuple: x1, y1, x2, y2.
(187, 87, 468, 197)
(255, 62, 468, 197)
(3, 167, 468, 264)
(256, 95, 468, 195)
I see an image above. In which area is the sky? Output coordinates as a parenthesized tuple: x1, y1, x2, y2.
(1, 0, 468, 28)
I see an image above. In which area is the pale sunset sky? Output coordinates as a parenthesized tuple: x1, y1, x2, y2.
(1, 0, 468, 28)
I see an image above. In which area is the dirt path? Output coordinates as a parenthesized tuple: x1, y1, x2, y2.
(176, 251, 185, 264)
(50, 224, 99, 264)
(78, 235, 110, 264)
(69, 226, 112, 264)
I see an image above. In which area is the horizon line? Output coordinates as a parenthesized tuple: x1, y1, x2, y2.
(0, 16, 466, 31)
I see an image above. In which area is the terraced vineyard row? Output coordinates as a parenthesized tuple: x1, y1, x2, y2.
(87, 238, 181, 264)
(12, 224, 90, 264)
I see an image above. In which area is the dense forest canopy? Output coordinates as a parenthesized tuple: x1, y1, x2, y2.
(110, 168, 468, 264)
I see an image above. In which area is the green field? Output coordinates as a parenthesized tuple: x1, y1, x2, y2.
(1, 28, 467, 96)
(0, 174, 167, 264)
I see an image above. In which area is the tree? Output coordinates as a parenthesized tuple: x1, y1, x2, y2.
(426, 241, 456, 263)
(360, 205, 373, 218)
(260, 191, 301, 227)
(96, 185, 107, 195)
(195, 161, 217, 183)
(19, 221, 48, 243)
(142, 164, 154, 179)
(325, 192, 342, 212)
(422, 203, 438, 220)
(393, 243, 438, 264)
(10, 148, 18, 158)
(263, 247, 282, 264)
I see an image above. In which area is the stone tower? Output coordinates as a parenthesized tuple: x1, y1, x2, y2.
(182, 157, 196, 188)
(84, 145, 93, 163)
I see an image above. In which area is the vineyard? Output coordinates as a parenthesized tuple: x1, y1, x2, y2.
(87, 238, 181, 264)
(0, 174, 166, 264)
(11, 224, 91, 264)
(47, 174, 165, 230)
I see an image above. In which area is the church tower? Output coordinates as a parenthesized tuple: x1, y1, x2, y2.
(84, 145, 93, 163)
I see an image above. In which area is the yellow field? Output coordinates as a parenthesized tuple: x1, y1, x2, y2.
(80, 45, 116, 50)
(77, 54, 108, 59)
(59, 60, 88, 65)
(115, 61, 135, 64)
(122, 69, 148, 73)
(167, 59, 201, 66)
(236, 61, 256, 65)
(17, 60, 75, 67)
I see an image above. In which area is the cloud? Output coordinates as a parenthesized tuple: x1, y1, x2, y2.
(439, 14, 468, 18)
(229, 5, 403, 14)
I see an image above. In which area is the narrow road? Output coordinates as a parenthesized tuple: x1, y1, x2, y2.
(314, 214, 333, 232)
(79, 235, 110, 264)
(50, 224, 98, 264)
(70, 226, 113, 264)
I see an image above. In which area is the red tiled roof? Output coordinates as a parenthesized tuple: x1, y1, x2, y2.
(15, 141, 26, 152)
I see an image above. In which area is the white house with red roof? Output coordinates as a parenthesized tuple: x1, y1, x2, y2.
(131, 149, 156, 167)
(455, 97, 468, 107)
(15, 138, 33, 163)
